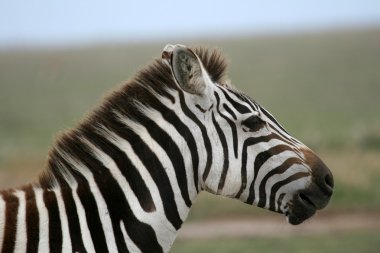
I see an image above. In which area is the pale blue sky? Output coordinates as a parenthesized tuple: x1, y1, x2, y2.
(1, 0, 380, 48)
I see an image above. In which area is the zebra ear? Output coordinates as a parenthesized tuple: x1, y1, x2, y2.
(162, 44, 211, 96)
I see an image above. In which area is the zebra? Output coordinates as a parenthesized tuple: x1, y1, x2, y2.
(0, 44, 334, 253)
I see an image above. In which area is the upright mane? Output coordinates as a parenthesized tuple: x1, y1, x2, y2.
(38, 47, 228, 188)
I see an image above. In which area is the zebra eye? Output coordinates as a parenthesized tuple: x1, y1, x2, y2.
(242, 115, 266, 132)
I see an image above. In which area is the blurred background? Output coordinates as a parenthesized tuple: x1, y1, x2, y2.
(1, 0, 380, 252)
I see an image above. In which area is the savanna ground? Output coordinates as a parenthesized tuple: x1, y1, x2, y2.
(1, 28, 380, 252)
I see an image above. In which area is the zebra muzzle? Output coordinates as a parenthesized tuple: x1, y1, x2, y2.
(288, 149, 334, 225)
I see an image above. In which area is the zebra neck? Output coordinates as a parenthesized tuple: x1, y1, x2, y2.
(0, 180, 192, 253)
(13, 120, 200, 252)
(2, 92, 206, 251)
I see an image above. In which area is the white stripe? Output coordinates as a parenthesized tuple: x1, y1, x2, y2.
(114, 113, 191, 222)
(54, 189, 72, 253)
(14, 190, 27, 253)
(70, 185, 96, 252)
(275, 176, 310, 211)
(238, 138, 285, 202)
(254, 149, 299, 203)
(164, 88, 209, 189)
(120, 220, 142, 253)
(83, 134, 177, 250)
(141, 107, 198, 200)
(217, 86, 257, 112)
(35, 188, 49, 253)
(264, 163, 309, 210)
(55, 161, 96, 252)
(179, 91, 226, 194)
(0, 195, 6, 252)
(62, 155, 118, 252)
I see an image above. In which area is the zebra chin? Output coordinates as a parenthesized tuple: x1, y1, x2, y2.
(286, 194, 318, 225)
(286, 149, 334, 225)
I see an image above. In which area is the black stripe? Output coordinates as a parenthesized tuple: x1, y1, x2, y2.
(266, 122, 302, 149)
(81, 127, 156, 212)
(220, 88, 250, 114)
(211, 112, 230, 192)
(102, 117, 183, 231)
(247, 144, 295, 204)
(50, 162, 87, 253)
(126, 110, 192, 207)
(260, 106, 289, 134)
(58, 157, 109, 253)
(43, 189, 62, 253)
(178, 91, 213, 185)
(149, 97, 200, 193)
(215, 92, 239, 158)
(237, 96, 295, 145)
(223, 104, 237, 120)
(61, 189, 87, 252)
(1, 192, 18, 253)
(80, 154, 129, 253)
(269, 172, 309, 211)
(257, 157, 302, 208)
(266, 123, 299, 146)
(238, 93, 259, 111)
(231, 91, 252, 105)
(235, 133, 279, 198)
(25, 187, 39, 253)
(65, 135, 162, 252)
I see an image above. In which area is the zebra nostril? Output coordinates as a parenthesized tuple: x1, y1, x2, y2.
(324, 173, 334, 189)
(302, 148, 334, 198)
(318, 172, 334, 197)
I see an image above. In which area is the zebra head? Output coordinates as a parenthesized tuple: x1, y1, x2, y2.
(163, 44, 334, 225)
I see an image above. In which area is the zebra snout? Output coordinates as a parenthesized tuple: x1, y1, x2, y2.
(302, 149, 334, 210)
(312, 161, 334, 201)
(298, 174, 333, 212)
(288, 149, 334, 225)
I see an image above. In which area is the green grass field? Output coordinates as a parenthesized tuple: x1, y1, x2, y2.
(172, 230, 380, 253)
(1, 28, 379, 157)
(0, 28, 380, 252)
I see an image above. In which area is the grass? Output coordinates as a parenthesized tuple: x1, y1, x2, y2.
(1, 29, 380, 156)
(171, 230, 380, 253)
(0, 45, 162, 158)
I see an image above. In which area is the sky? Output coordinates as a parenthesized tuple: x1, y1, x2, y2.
(1, 0, 380, 48)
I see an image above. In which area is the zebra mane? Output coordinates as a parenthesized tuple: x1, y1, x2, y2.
(193, 47, 228, 84)
(38, 47, 228, 188)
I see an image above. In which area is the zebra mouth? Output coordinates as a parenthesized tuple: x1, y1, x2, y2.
(286, 192, 317, 225)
